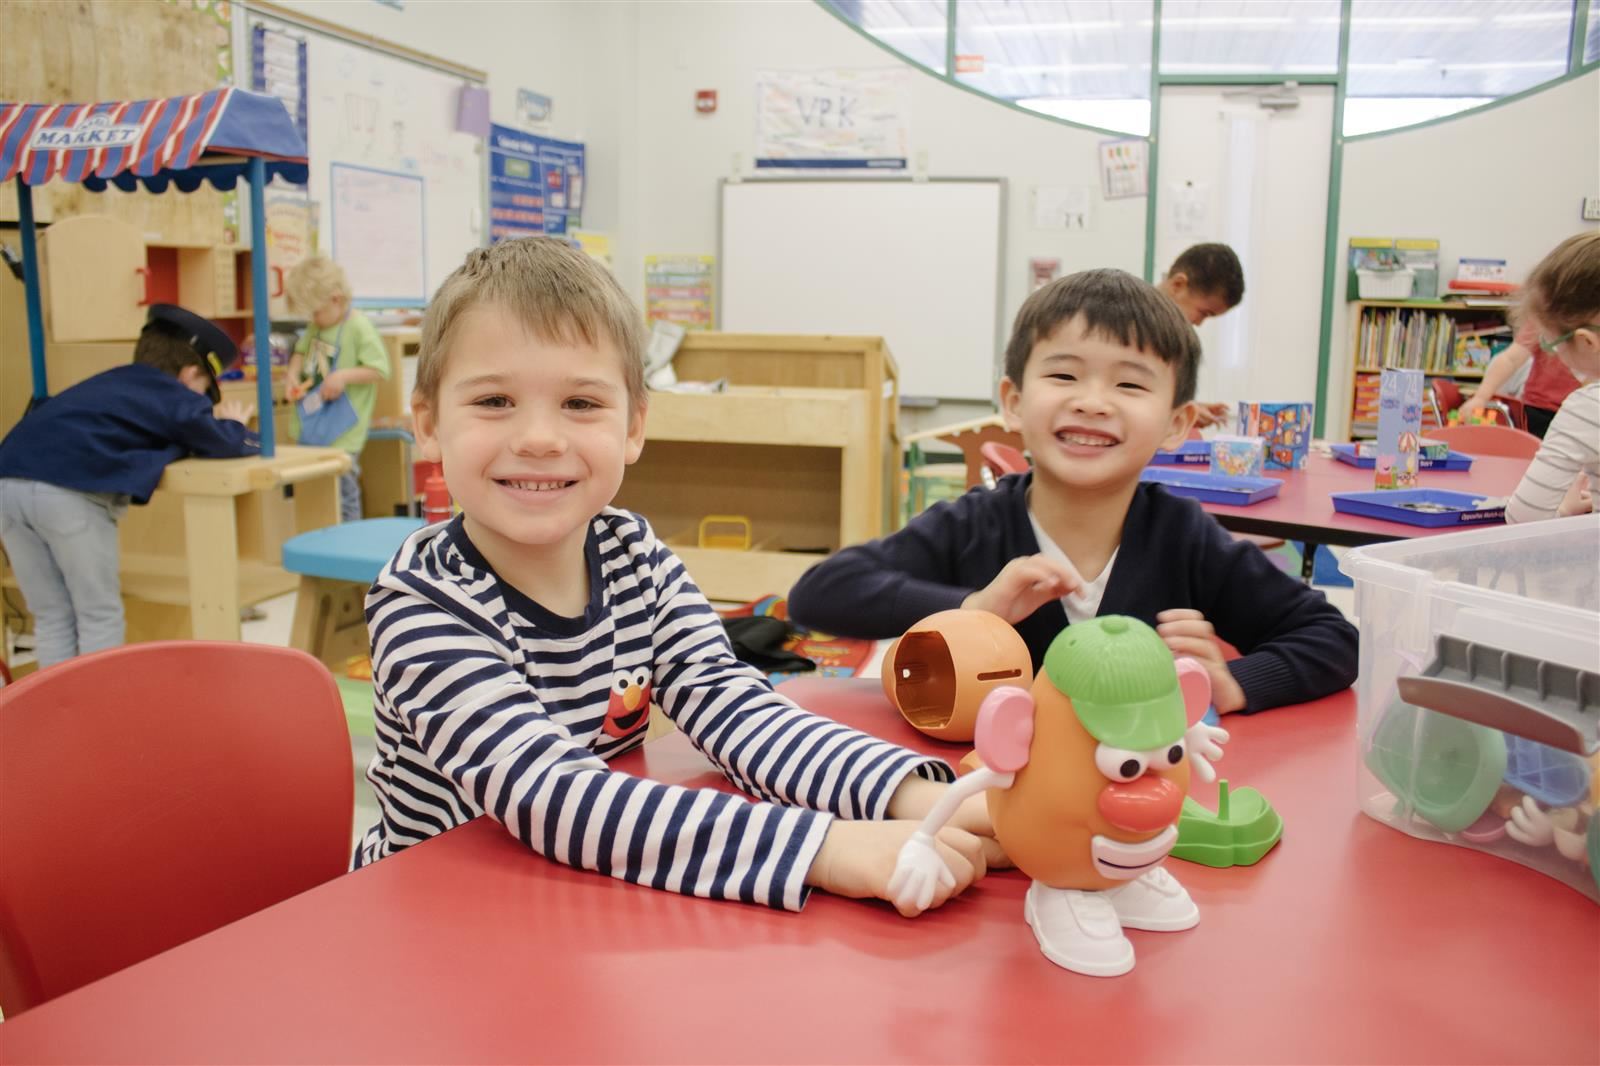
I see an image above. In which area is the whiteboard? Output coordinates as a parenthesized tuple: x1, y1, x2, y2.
(330, 164, 425, 305)
(719, 180, 1005, 401)
(250, 11, 485, 305)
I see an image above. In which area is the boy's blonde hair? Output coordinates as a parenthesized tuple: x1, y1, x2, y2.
(1523, 231, 1600, 335)
(285, 256, 351, 315)
(416, 237, 647, 411)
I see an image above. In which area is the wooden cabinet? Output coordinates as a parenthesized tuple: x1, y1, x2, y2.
(612, 333, 899, 603)
(39, 215, 147, 341)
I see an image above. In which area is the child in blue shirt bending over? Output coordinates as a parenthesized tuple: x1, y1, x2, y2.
(355, 237, 993, 914)
(0, 304, 259, 667)
(790, 269, 1357, 715)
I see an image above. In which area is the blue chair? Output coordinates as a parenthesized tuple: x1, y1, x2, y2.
(283, 517, 424, 669)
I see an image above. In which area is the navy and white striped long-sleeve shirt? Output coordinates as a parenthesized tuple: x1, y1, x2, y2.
(354, 510, 952, 910)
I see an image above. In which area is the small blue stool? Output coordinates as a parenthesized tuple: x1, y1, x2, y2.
(282, 517, 424, 669)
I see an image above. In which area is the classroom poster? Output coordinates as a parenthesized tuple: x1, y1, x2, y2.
(488, 124, 586, 242)
(754, 69, 909, 170)
(645, 256, 715, 330)
(252, 25, 308, 144)
(1098, 138, 1148, 199)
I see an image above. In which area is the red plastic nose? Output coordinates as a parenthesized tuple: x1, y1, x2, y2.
(1097, 775, 1183, 833)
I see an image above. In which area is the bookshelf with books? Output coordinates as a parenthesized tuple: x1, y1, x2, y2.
(1345, 299, 1512, 438)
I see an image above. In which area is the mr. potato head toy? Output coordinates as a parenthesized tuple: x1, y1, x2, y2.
(885, 613, 1228, 978)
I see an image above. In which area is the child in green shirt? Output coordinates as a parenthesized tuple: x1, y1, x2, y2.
(285, 256, 391, 522)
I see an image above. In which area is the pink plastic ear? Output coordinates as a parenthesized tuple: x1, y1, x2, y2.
(974, 686, 1035, 773)
(1176, 658, 1212, 725)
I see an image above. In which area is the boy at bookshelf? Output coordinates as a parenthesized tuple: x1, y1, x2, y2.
(284, 256, 391, 522)
(1507, 232, 1600, 522)
(0, 305, 258, 667)
(1159, 242, 1245, 429)
(789, 269, 1357, 715)
(1458, 325, 1581, 439)
(355, 236, 995, 916)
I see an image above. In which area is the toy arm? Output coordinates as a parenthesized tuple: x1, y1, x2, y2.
(887, 768, 1015, 914)
(886, 686, 1034, 914)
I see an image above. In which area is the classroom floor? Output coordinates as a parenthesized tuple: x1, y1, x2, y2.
(236, 556, 1358, 852)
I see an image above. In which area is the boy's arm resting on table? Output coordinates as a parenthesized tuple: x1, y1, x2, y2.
(647, 540, 955, 819)
(170, 391, 260, 458)
(1193, 514, 1359, 712)
(368, 582, 834, 910)
(788, 495, 979, 638)
(1507, 386, 1599, 523)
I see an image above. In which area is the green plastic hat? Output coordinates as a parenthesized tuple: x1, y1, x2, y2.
(1042, 615, 1186, 752)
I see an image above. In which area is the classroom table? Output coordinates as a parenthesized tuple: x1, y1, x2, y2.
(1, 680, 1594, 1065)
(1200, 452, 1531, 581)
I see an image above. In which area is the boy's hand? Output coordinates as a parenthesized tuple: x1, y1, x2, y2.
(286, 380, 307, 402)
(887, 774, 1011, 868)
(319, 372, 347, 402)
(216, 400, 254, 425)
(962, 554, 1083, 625)
(1558, 478, 1593, 517)
(805, 819, 987, 917)
(1155, 608, 1247, 713)
(1193, 402, 1233, 430)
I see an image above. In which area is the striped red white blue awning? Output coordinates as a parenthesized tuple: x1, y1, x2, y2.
(0, 88, 307, 192)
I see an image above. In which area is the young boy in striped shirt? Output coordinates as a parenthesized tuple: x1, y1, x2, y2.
(354, 237, 991, 914)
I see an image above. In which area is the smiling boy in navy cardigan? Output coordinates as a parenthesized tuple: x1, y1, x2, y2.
(789, 270, 1357, 714)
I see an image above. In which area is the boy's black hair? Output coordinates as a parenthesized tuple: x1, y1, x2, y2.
(1168, 242, 1245, 308)
(1003, 268, 1201, 405)
(132, 321, 209, 380)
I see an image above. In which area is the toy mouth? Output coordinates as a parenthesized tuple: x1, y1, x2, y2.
(1090, 827, 1178, 880)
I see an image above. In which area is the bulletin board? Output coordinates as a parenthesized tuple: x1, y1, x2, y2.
(245, 6, 486, 303)
(330, 163, 426, 306)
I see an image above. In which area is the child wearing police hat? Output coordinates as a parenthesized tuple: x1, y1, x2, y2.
(0, 304, 259, 667)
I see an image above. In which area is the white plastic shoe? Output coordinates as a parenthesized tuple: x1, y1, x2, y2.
(1024, 881, 1134, 977)
(1104, 866, 1200, 932)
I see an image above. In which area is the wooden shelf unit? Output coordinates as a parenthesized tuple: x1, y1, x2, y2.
(612, 333, 899, 603)
(361, 329, 420, 519)
(1344, 299, 1512, 439)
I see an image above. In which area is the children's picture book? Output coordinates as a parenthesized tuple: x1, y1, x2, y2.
(1456, 257, 1507, 283)
(1347, 237, 1399, 301)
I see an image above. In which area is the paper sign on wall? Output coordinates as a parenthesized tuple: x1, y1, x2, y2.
(1099, 138, 1148, 200)
(489, 124, 585, 242)
(1032, 185, 1091, 231)
(645, 255, 715, 330)
(755, 68, 909, 170)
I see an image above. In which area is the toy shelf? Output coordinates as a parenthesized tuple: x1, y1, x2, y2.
(611, 334, 899, 603)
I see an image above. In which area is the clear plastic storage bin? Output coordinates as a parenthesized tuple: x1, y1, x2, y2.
(1342, 516, 1600, 902)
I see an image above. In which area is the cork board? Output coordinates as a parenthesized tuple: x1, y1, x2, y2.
(0, 0, 234, 244)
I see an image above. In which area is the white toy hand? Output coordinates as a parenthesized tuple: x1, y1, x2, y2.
(1184, 722, 1230, 784)
(1506, 796, 1555, 847)
(887, 831, 955, 915)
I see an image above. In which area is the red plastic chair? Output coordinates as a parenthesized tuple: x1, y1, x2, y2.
(978, 441, 1030, 487)
(0, 642, 354, 1015)
(1430, 377, 1464, 421)
(1428, 424, 1542, 461)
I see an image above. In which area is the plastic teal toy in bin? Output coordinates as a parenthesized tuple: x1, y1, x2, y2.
(1366, 699, 1508, 834)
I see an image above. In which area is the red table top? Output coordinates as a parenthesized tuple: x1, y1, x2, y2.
(1199, 453, 1531, 546)
(2, 681, 1595, 1065)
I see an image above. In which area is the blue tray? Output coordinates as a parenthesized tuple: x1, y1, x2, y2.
(1330, 488, 1506, 527)
(1140, 467, 1282, 505)
(1150, 440, 1212, 465)
(1330, 443, 1475, 472)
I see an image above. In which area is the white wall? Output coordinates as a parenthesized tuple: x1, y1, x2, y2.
(1330, 71, 1600, 438)
(268, 0, 637, 266)
(628, 0, 1147, 426)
